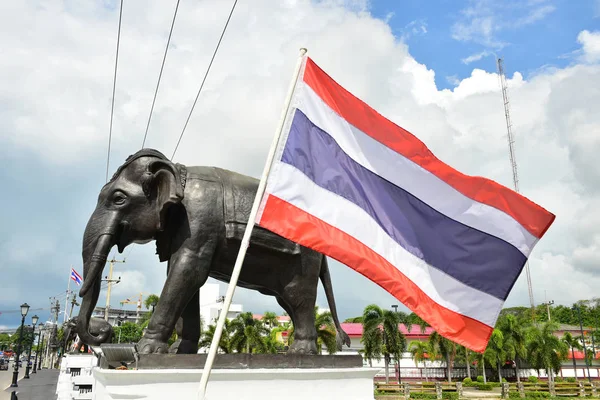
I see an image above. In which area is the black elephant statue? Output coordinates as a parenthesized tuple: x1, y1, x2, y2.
(76, 148, 351, 355)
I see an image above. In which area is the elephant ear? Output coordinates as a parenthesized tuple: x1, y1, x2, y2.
(146, 159, 184, 232)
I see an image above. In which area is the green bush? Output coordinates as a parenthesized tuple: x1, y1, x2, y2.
(528, 376, 539, 383)
(409, 393, 436, 399)
(442, 392, 458, 400)
(463, 377, 473, 384)
(565, 377, 576, 383)
(522, 392, 550, 398)
(554, 377, 563, 382)
(477, 375, 485, 383)
(502, 378, 508, 383)
(478, 383, 493, 391)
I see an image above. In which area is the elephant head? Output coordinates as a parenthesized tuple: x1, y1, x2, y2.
(76, 148, 186, 346)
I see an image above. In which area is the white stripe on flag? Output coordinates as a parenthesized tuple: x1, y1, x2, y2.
(293, 83, 537, 257)
(266, 161, 503, 327)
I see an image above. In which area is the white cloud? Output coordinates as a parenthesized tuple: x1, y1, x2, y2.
(451, 0, 556, 49)
(577, 30, 600, 63)
(0, 0, 599, 326)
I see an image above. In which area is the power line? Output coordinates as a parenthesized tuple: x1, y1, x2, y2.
(141, 0, 181, 149)
(171, 0, 239, 161)
(106, 0, 124, 182)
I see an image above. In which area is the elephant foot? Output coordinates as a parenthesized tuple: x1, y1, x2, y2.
(137, 337, 169, 354)
(287, 339, 318, 355)
(176, 339, 199, 354)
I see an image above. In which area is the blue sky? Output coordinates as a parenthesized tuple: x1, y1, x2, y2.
(369, 0, 599, 89)
(0, 0, 599, 331)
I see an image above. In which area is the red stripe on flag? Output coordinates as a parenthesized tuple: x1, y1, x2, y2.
(258, 194, 493, 352)
(302, 57, 555, 239)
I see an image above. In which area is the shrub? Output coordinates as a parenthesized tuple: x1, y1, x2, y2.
(463, 377, 473, 386)
(565, 377, 576, 383)
(477, 375, 485, 383)
(554, 377, 563, 382)
(478, 383, 493, 391)
(502, 378, 508, 383)
(442, 392, 458, 400)
(528, 376, 538, 383)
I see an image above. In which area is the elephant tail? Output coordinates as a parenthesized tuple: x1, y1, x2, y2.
(319, 256, 351, 351)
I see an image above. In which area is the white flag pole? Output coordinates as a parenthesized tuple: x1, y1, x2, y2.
(197, 47, 307, 399)
(64, 265, 72, 323)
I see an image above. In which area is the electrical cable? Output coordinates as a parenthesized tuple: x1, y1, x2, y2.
(141, 0, 181, 148)
(170, 0, 238, 161)
(106, 0, 124, 182)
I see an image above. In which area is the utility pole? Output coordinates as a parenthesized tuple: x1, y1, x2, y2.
(68, 293, 79, 320)
(542, 291, 554, 321)
(102, 257, 125, 321)
(496, 57, 536, 322)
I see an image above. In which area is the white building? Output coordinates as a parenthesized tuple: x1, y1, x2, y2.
(200, 283, 243, 326)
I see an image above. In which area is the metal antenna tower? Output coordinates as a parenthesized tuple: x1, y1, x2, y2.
(496, 57, 536, 321)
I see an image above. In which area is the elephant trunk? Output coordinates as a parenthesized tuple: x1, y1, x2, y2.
(77, 218, 116, 346)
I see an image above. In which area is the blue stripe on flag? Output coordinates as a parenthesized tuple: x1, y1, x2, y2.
(281, 109, 526, 300)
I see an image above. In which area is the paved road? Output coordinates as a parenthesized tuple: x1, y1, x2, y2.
(0, 362, 29, 400)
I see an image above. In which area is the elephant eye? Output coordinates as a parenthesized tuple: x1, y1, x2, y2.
(113, 192, 127, 205)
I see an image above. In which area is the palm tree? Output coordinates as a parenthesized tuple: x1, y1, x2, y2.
(562, 332, 582, 377)
(199, 320, 233, 354)
(230, 312, 271, 354)
(429, 331, 456, 383)
(409, 340, 431, 381)
(362, 304, 406, 383)
(144, 294, 160, 313)
(262, 312, 279, 329)
(485, 329, 505, 383)
(526, 321, 569, 383)
(498, 314, 527, 382)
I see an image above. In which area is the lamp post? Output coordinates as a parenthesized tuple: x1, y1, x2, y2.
(33, 324, 42, 373)
(24, 315, 38, 378)
(10, 303, 30, 388)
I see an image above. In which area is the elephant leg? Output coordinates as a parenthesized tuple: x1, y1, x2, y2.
(138, 244, 214, 354)
(174, 290, 200, 354)
(284, 254, 319, 354)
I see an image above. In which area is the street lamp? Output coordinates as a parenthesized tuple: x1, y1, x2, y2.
(24, 315, 38, 379)
(11, 303, 29, 388)
(33, 323, 43, 374)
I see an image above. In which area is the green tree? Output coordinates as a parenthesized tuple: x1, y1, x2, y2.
(362, 304, 406, 383)
(0, 333, 11, 350)
(526, 321, 569, 383)
(562, 332, 582, 375)
(144, 294, 160, 313)
(112, 322, 143, 344)
(230, 312, 271, 354)
(344, 316, 363, 323)
(428, 331, 456, 383)
(409, 340, 431, 381)
(262, 312, 278, 329)
(484, 329, 505, 383)
(199, 320, 233, 354)
(497, 314, 527, 382)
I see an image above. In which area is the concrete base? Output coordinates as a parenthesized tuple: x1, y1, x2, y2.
(92, 366, 379, 400)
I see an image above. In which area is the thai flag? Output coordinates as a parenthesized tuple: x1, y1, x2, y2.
(70, 268, 83, 286)
(256, 57, 555, 352)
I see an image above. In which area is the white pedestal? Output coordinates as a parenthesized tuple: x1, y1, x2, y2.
(92, 367, 379, 400)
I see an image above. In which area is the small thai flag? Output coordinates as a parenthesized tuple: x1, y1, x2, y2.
(70, 268, 83, 286)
